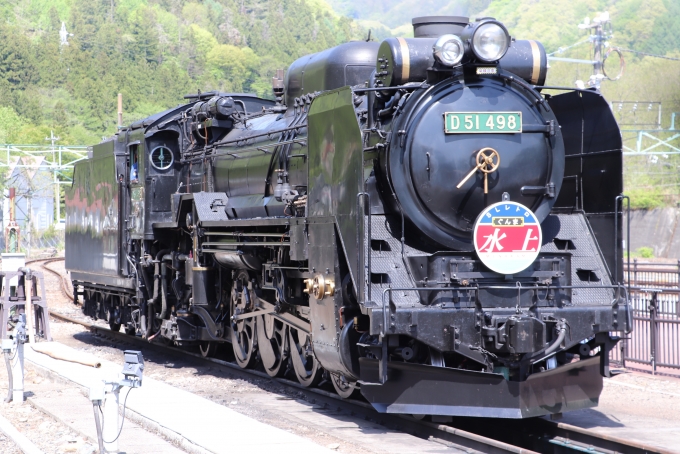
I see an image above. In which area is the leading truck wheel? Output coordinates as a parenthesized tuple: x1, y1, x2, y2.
(199, 342, 218, 358)
(331, 373, 357, 399)
(230, 271, 258, 369)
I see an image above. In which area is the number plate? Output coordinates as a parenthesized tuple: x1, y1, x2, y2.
(444, 112, 522, 134)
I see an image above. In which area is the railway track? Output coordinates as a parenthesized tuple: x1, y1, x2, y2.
(24, 257, 672, 454)
(25, 256, 73, 302)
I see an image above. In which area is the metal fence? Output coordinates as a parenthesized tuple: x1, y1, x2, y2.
(624, 260, 680, 288)
(0, 230, 64, 258)
(609, 262, 680, 375)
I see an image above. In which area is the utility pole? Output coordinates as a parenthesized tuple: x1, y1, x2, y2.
(45, 131, 60, 225)
(577, 11, 611, 88)
(592, 22, 603, 77)
(26, 189, 31, 259)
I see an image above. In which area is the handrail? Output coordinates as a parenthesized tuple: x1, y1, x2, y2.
(629, 286, 680, 294)
(614, 194, 630, 295)
(624, 261, 680, 267)
(356, 193, 372, 304)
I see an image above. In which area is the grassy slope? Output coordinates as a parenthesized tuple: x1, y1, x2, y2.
(0, 0, 363, 145)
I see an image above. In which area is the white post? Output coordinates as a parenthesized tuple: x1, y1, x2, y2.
(26, 194, 31, 259)
(103, 383, 120, 453)
(24, 290, 35, 345)
(11, 342, 24, 403)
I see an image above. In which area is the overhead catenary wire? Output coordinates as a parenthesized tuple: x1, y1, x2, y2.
(547, 38, 591, 56)
(546, 14, 680, 87)
(617, 48, 680, 61)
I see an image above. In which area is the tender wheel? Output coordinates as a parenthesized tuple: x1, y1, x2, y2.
(230, 271, 257, 368)
(199, 341, 218, 358)
(256, 314, 288, 377)
(288, 327, 322, 387)
(330, 373, 357, 399)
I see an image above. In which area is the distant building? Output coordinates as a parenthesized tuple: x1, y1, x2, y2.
(2, 156, 55, 232)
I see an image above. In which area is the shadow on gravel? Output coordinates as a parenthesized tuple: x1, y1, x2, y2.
(69, 329, 342, 405)
(63, 328, 635, 449)
(71, 330, 226, 374)
(67, 328, 390, 440)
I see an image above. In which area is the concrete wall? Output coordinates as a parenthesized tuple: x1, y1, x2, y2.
(627, 208, 680, 258)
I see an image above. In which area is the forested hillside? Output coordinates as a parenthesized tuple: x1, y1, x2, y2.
(326, 0, 680, 107)
(1, 0, 679, 148)
(330, 0, 680, 56)
(0, 0, 362, 145)
(330, 0, 489, 36)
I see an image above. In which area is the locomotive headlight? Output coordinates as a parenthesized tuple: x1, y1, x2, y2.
(469, 20, 510, 62)
(433, 34, 465, 67)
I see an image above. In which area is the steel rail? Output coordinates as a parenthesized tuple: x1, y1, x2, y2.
(46, 311, 533, 453)
(42, 308, 668, 454)
(25, 257, 72, 301)
(536, 418, 675, 454)
(32, 256, 669, 453)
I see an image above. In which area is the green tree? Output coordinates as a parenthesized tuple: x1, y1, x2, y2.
(0, 24, 36, 89)
(0, 106, 23, 143)
(207, 44, 260, 92)
(0, 0, 365, 144)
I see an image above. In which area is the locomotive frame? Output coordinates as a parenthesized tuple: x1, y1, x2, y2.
(66, 16, 631, 418)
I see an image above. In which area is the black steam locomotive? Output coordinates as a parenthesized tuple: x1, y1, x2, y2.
(66, 16, 631, 418)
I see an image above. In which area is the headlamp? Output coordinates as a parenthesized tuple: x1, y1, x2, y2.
(433, 34, 465, 67)
(464, 19, 510, 63)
